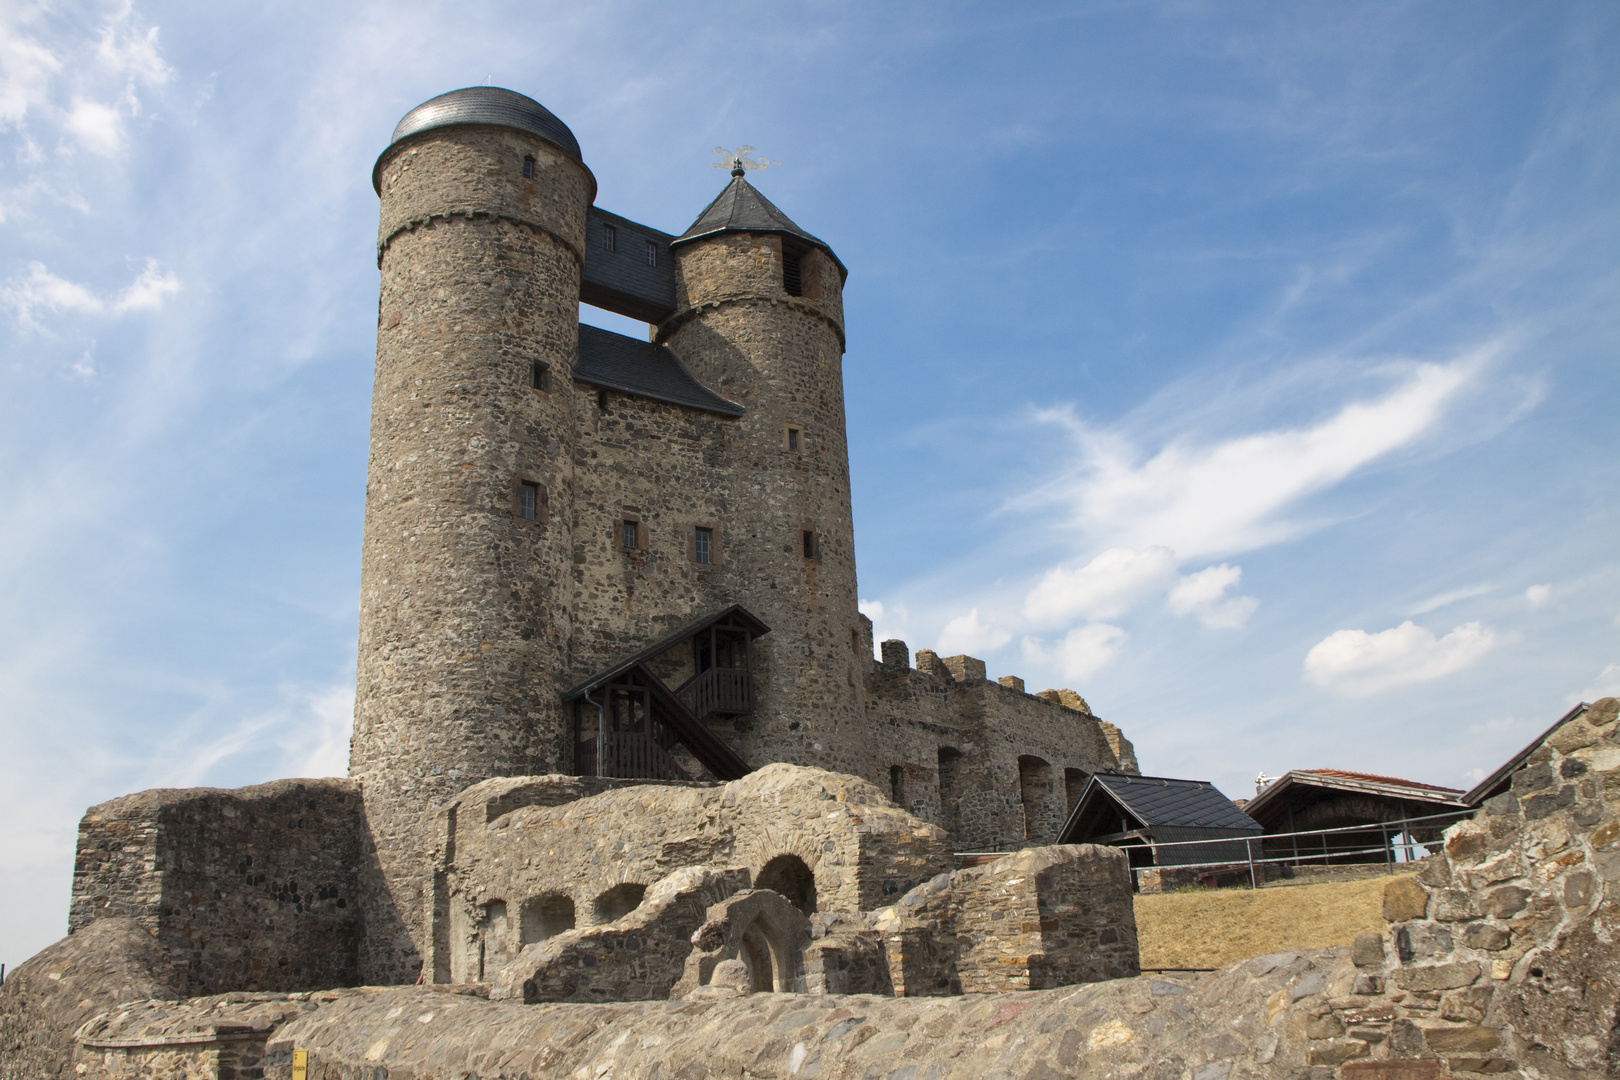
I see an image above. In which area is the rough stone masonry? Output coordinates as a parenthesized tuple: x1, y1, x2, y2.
(6, 697, 1613, 1080)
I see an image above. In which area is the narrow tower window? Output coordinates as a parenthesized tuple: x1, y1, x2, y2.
(694, 527, 712, 565)
(519, 482, 539, 521)
(621, 520, 639, 550)
(603, 224, 617, 252)
(522, 155, 534, 179)
(645, 240, 658, 267)
(889, 765, 906, 807)
(530, 360, 551, 392)
(782, 251, 803, 296)
(802, 530, 818, 559)
(785, 425, 801, 451)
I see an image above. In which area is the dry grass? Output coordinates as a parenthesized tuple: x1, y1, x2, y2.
(1134, 874, 1408, 970)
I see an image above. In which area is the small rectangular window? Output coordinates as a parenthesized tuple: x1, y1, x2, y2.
(694, 527, 712, 565)
(520, 482, 539, 521)
(786, 426, 801, 451)
(622, 520, 638, 550)
(530, 361, 550, 392)
(646, 240, 657, 267)
(522, 155, 534, 179)
(603, 224, 617, 252)
(783, 251, 802, 296)
(802, 530, 817, 558)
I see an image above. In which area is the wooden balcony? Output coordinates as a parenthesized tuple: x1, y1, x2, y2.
(675, 666, 753, 720)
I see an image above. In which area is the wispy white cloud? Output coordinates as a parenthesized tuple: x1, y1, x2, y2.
(1575, 664, 1620, 705)
(1023, 546, 1177, 626)
(936, 607, 1011, 654)
(1028, 351, 1486, 559)
(1524, 584, 1551, 610)
(1409, 583, 1492, 616)
(1303, 620, 1500, 698)
(1023, 624, 1128, 681)
(3, 258, 180, 329)
(1168, 563, 1258, 629)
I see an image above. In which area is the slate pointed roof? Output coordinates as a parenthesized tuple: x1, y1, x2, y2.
(674, 176, 847, 280)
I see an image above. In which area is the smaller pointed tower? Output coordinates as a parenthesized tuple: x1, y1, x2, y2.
(661, 173, 871, 778)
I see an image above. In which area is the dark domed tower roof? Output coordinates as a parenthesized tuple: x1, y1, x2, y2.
(674, 176, 846, 280)
(373, 87, 584, 193)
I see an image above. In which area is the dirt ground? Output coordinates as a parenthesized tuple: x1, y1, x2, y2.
(1134, 873, 1406, 969)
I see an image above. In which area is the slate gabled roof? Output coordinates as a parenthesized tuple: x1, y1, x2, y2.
(673, 177, 847, 280)
(573, 325, 743, 417)
(1090, 774, 1260, 832)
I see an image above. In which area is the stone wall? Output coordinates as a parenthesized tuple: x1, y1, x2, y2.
(426, 763, 954, 984)
(872, 844, 1140, 995)
(68, 778, 364, 996)
(56, 698, 1620, 1080)
(866, 643, 1134, 850)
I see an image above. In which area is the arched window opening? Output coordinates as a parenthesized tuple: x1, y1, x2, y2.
(520, 894, 575, 945)
(1065, 768, 1090, 817)
(1018, 755, 1054, 842)
(755, 854, 817, 914)
(592, 882, 646, 924)
(739, 925, 775, 992)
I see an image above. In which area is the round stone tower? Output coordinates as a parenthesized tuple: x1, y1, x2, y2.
(662, 174, 872, 779)
(353, 87, 593, 981)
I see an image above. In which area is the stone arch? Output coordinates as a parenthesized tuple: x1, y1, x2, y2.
(1019, 755, 1055, 841)
(675, 889, 812, 997)
(592, 882, 647, 924)
(1064, 768, 1090, 816)
(755, 853, 817, 914)
(520, 893, 575, 945)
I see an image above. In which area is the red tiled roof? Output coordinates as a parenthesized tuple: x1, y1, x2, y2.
(1298, 769, 1463, 795)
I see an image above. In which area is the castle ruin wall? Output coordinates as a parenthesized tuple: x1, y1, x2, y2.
(865, 645, 1133, 850)
(67, 778, 364, 998)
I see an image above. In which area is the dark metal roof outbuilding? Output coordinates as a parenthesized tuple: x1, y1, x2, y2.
(373, 87, 591, 194)
(674, 176, 847, 280)
(1058, 773, 1260, 868)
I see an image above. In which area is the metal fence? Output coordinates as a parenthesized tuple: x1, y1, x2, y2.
(957, 807, 1475, 889)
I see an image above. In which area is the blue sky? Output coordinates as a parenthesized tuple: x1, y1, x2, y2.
(2, 1, 1616, 968)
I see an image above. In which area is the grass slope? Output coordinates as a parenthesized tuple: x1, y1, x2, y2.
(1134, 874, 1408, 970)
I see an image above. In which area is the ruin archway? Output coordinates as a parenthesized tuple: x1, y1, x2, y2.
(591, 883, 647, 924)
(1019, 755, 1055, 841)
(755, 854, 817, 914)
(520, 894, 575, 945)
(1064, 768, 1089, 817)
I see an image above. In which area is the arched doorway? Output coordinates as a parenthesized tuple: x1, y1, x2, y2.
(755, 854, 817, 914)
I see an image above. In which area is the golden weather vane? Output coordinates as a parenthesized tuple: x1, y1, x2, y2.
(713, 146, 781, 177)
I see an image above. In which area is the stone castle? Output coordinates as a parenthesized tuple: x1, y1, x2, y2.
(349, 86, 1137, 985)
